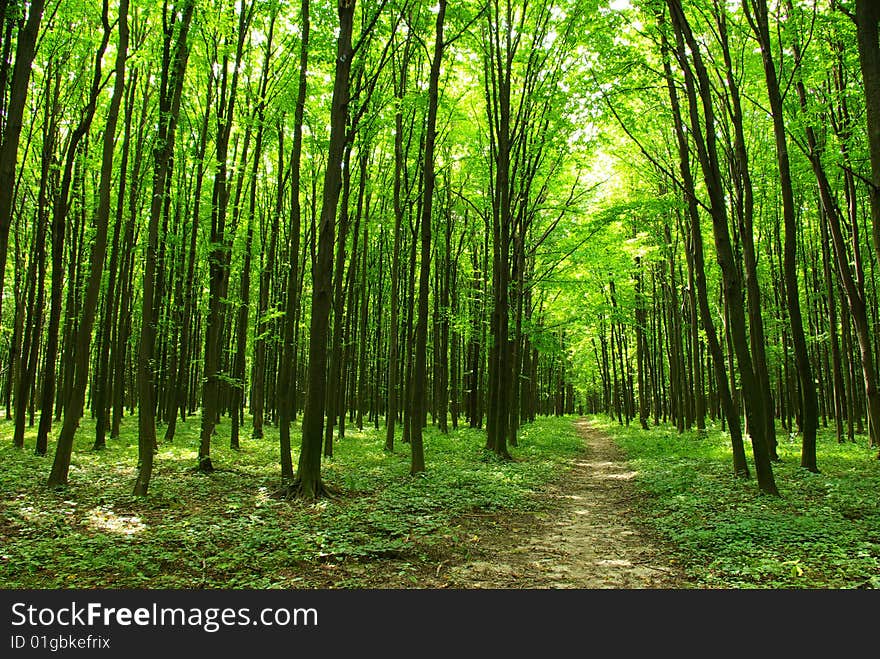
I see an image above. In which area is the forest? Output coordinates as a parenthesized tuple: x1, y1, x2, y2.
(0, 0, 879, 590)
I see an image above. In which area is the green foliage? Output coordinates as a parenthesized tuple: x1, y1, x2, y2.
(0, 414, 581, 589)
(591, 415, 880, 589)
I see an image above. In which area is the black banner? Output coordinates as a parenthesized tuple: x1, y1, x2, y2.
(0, 588, 866, 655)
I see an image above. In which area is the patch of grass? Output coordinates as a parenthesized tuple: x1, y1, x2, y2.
(0, 412, 582, 589)
(592, 415, 880, 589)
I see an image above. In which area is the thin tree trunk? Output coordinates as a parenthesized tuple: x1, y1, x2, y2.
(0, 0, 45, 328)
(94, 69, 137, 450)
(384, 33, 411, 451)
(289, 0, 356, 499)
(745, 0, 818, 471)
(667, 0, 777, 492)
(277, 0, 310, 484)
(855, 0, 880, 275)
(410, 0, 447, 474)
(49, 0, 128, 486)
(39, 17, 112, 459)
(198, 1, 252, 473)
(134, 0, 195, 496)
(712, 0, 774, 455)
(13, 66, 56, 450)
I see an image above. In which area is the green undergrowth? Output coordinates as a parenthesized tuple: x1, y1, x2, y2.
(0, 412, 582, 589)
(592, 415, 880, 589)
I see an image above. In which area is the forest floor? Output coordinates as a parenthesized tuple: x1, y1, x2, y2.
(3, 413, 877, 589)
(436, 418, 695, 588)
(1, 414, 698, 590)
(293, 417, 696, 589)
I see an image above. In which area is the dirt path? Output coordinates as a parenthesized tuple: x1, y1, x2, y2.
(444, 418, 695, 589)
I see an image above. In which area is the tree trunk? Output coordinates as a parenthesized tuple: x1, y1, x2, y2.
(855, 0, 880, 274)
(134, 0, 195, 496)
(410, 0, 447, 475)
(198, 1, 252, 473)
(13, 65, 56, 450)
(745, 0, 818, 471)
(323, 144, 355, 457)
(49, 0, 128, 486)
(277, 0, 310, 484)
(667, 0, 777, 493)
(39, 19, 112, 460)
(384, 32, 411, 451)
(0, 0, 45, 329)
(711, 0, 774, 455)
(290, 0, 356, 499)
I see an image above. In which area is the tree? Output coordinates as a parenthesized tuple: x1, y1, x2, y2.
(744, 0, 819, 472)
(287, 0, 358, 500)
(0, 0, 45, 331)
(134, 0, 195, 496)
(48, 0, 130, 486)
(277, 0, 310, 484)
(665, 0, 778, 495)
(410, 0, 447, 474)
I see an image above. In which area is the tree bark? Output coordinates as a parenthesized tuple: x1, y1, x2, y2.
(667, 0, 777, 493)
(134, 0, 195, 496)
(290, 0, 356, 499)
(49, 0, 129, 486)
(744, 0, 818, 471)
(410, 0, 447, 474)
(0, 0, 45, 329)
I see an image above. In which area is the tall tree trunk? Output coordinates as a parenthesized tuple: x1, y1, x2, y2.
(39, 14, 112, 459)
(289, 0, 356, 499)
(230, 213, 254, 450)
(94, 69, 137, 450)
(0, 0, 45, 328)
(356, 209, 370, 430)
(277, 0, 310, 484)
(198, 1, 252, 472)
(667, 0, 777, 493)
(230, 14, 273, 449)
(744, 0, 818, 472)
(855, 0, 880, 275)
(164, 74, 212, 443)
(134, 0, 195, 496)
(712, 0, 775, 456)
(323, 144, 354, 457)
(485, 0, 514, 459)
(821, 215, 846, 442)
(635, 254, 650, 431)
(384, 32, 411, 451)
(410, 0, 446, 475)
(49, 0, 129, 487)
(13, 66, 56, 450)
(251, 115, 284, 440)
